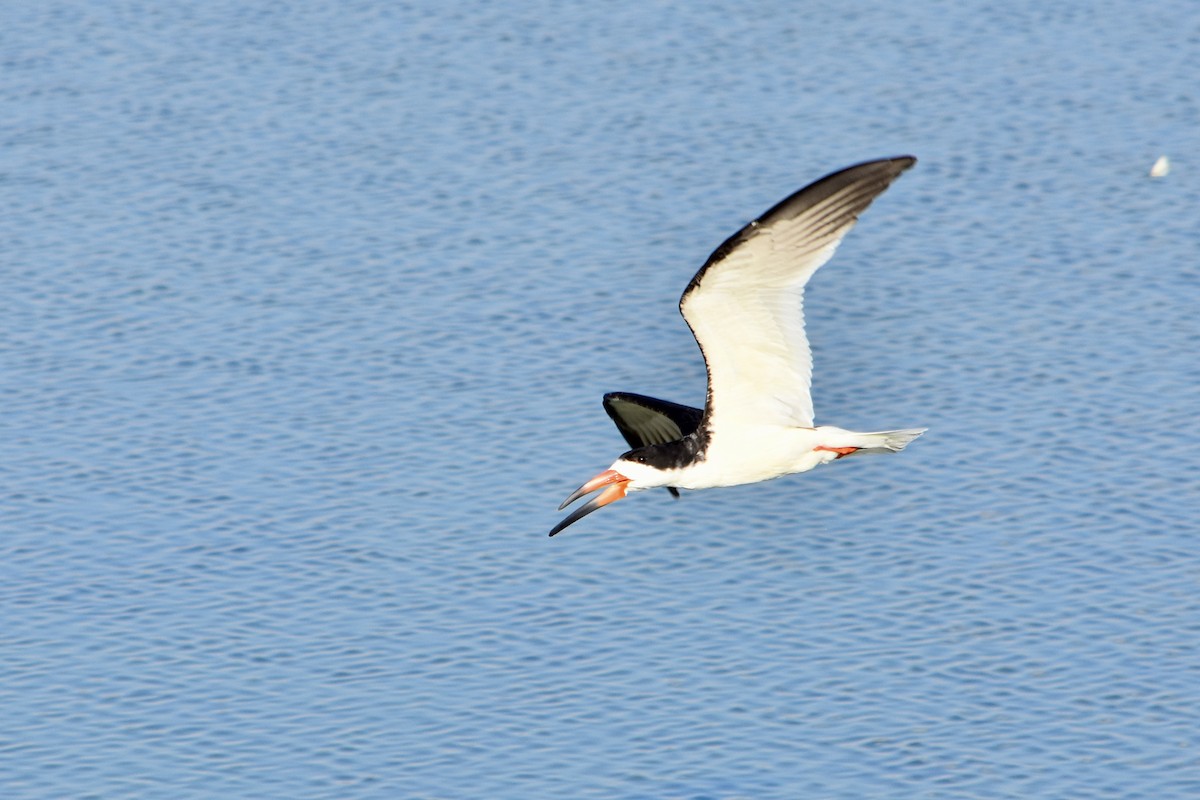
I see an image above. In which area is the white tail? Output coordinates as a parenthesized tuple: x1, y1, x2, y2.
(849, 428, 927, 456)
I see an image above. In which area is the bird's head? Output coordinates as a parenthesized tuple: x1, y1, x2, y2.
(548, 450, 674, 537)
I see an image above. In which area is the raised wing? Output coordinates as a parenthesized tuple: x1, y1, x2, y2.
(603, 392, 703, 498)
(679, 157, 915, 430)
(603, 392, 704, 447)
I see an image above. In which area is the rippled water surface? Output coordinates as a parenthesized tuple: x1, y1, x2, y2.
(4, 2, 1200, 798)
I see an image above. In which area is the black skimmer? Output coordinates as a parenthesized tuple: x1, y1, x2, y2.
(551, 157, 925, 537)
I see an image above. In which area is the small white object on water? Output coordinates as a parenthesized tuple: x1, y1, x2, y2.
(1150, 155, 1170, 178)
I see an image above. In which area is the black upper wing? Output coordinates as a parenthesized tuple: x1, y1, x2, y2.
(603, 392, 704, 498)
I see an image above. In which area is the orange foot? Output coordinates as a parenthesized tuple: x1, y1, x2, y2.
(815, 445, 859, 459)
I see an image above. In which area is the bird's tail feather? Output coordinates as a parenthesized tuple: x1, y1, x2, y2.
(845, 428, 927, 456)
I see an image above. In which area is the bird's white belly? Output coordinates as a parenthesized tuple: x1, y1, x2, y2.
(669, 425, 837, 490)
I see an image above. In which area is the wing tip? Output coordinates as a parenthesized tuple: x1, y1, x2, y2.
(681, 155, 918, 304)
(762, 155, 917, 223)
(859, 154, 917, 172)
(883, 154, 918, 178)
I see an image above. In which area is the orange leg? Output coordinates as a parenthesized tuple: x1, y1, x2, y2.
(814, 445, 859, 459)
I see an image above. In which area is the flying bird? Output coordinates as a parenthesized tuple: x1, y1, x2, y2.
(551, 157, 925, 537)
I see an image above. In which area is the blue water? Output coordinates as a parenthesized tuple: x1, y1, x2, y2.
(3, 2, 1199, 798)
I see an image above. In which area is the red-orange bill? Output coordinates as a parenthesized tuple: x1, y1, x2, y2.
(549, 470, 629, 537)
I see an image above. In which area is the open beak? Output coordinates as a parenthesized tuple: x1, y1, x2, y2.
(549, 469, 630, 537)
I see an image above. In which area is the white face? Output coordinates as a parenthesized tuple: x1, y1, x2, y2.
(610, 457, 676, 491)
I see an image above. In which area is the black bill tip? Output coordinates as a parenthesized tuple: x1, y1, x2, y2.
(548, 479, 628, 536)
